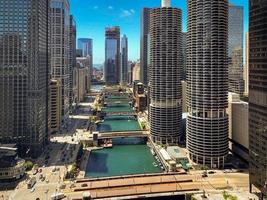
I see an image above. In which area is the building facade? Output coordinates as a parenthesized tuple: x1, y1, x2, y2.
(228, 4, 244, 95)
(77, 38, 93, 58)
(77, 38, 93, 72)
(104, 27, 120, 85)
(181, 32, 187, 80)
(69, 15, 76, 107)
(0, 145, 25, 182)
(0, 0, 50, 157)
(149, 0, 182, 145)
(50, 79, 62, 133)
(140, 8, 151, 86)
(50, 0, 70, 120)
(73, 57, 91, 103)
(244, 32, 249, 96)
(121, 35, 128, 85)
(249, 0, 267, 197)
(187, 0, 229, 168)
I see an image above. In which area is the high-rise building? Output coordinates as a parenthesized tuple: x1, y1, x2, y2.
(149, 0, 182, 144)
(50, 0, 70, 120)
(181, 32, 187, 80)
(121, 35, 128, 85)
(77, 38, 93, 58)
(244, 32, 249, 96)
(50, 79, 62, 134)
(187, 0, 229, 168)
(228, 93, 249, 162)
(228, 4, 244, 95)
(69, 15, 76, 107)
(77, 38, 93, 71)
(140, 8, 151, 86)
(132, 62, 141, 82)
(0, 0, 50, 157)
(104, 26, 120, 85)
(73, 57, 91, 103)
(249, 0, 267, 197)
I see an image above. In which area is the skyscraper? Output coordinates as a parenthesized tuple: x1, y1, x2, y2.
(77, 38, 93, 57)
(228, 4, 244, 95)
(121, 35, 128, 85)
(69, 15, 76, 107)
(104, 26, 120, 85)
(249, 0, 267, 197)
(244, 32, 249, 96)
(187, 0, 229, 168)
(181, 32, 187, 80)
(0, 0, 50, 157)
(50, 0, 70, 119)
(149, 0, 182, 144)
(140, 8, 151, 86)
(77, 38, 93, 70)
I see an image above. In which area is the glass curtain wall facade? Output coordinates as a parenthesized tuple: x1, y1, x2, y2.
(228, 4, 244, 95)
(140, 8, 151, 86)
(249, 0, 267, 197)
(187, 0, 229, 168)
(77, 38, 93, 71)
(105, 27, 120, 85)
(69, 15, 76, 107)
(121, 34, 128, 85)
(0, 0, 50, 157)
(50, 0, 70, 119)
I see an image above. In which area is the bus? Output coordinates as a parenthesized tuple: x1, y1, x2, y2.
(27, 177, 36, 189)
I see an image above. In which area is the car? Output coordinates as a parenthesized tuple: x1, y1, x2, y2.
(202, 171, 208, 178)
(81, 183, 88, 187)
(208, 171, 216, 174)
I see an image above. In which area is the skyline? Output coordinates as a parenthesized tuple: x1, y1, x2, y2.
(70, 0, 249, 64)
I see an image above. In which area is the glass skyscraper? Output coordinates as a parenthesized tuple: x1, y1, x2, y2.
(77, 38, 93, 58)
(105, 27, 120, 85)
(228, 4, 244, 95)
(0, 0, 50, 157)
(121, 34, 128, 84)
(140, 8, 151, 86)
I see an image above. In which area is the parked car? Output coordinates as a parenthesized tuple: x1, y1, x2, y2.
(81, 183, 88, 187)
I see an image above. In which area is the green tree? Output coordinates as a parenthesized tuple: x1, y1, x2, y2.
(24, 161, 34, 171)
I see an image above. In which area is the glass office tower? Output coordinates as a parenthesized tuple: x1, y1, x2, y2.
(105, 26, 120, 85)
(228, 4, 244, 95)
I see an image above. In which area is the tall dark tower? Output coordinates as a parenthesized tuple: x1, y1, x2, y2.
(249, 0, 267, 197)
(105, 26, 121, 85)
(149, 0, 182, 144)
(0, 0, 50, 157)
(140, 8, 151, 86)
(187, 0, 229, 168)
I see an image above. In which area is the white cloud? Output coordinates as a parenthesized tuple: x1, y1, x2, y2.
(108, 6, 114, 10)
(120, 9, 135, 17)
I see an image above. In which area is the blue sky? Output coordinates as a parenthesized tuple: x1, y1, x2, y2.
(70, 0, 248, 64)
